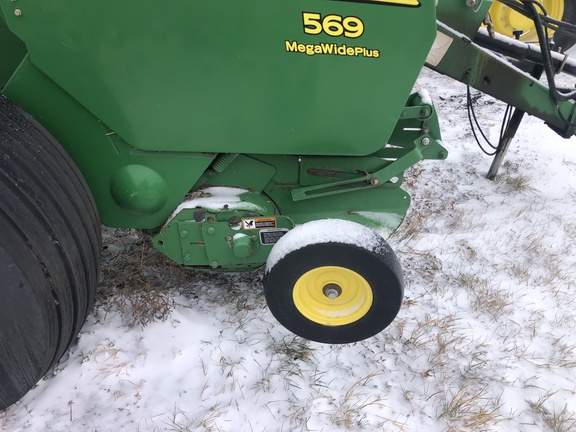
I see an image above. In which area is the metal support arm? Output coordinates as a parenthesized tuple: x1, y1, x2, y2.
(427, 22, 576, 139)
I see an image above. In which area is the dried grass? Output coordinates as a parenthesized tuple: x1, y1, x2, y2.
(96, 228, 188, 327)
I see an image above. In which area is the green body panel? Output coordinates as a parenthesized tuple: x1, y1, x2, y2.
(0, 0, 436, 155)
(3, 57, 216, 229)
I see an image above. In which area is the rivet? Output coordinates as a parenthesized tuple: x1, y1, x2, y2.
(207, 226, 216, 235)
(210, 261, 219, 268)
(180, 230, 188, 238)
(184, 254, 192, 261)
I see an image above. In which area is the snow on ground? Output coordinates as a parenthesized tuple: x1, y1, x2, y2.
(2, 68, 576, 432)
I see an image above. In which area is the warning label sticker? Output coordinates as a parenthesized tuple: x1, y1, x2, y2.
(242, 217, 277, 230)
(260, 229, 289, 245)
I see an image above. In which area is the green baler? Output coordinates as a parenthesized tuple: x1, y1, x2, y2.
(1, 0, 575, 410)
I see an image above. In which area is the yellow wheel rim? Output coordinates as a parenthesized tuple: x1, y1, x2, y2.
(489, 0, 564, 43)
(293, 266, 373, 326)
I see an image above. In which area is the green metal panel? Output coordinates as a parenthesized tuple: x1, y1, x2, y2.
(1, 0, 436, 156)
(435, 0, 493, 39)
(152, 94, 446, 268)
(154, 191, 294, 269)
(3, 57, 216, 229)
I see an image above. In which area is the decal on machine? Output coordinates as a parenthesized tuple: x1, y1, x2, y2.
(242, 217, 277, 230)
(260, 229, 289, 245)
(302, 13, 365, 39)
(286, 13, 379, 58)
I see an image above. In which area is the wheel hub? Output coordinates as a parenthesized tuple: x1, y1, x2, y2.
(293, 266, 373, 326)
(489, 0, 565, 43)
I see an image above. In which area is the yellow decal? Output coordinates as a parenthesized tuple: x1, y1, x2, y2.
(285, 40, 379, 58)
(292, 12, 381, 59)
(303, 12, 364, 39)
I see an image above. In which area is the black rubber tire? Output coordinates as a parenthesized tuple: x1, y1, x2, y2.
(264, 240, 404, 344)
(0, 96, 101, 410)
(554, 0, 576, 52)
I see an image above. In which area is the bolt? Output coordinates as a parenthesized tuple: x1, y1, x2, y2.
(421, 137, 431, 146)
(207, 226, 216, 235)
(370, 178, 379, 186)
(420, 107, 431, 118)
(184, 254, 192, 262)
(225, 235, 232, 242)
(465, 0, 477, 7)
(180, 230, 188, 238)
(323, 284, 342, 300)
(228, 215, 241, 227)
(210, 261, 219, 269)
(14, 9, 22, 16)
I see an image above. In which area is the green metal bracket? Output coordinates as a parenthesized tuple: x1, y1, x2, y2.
(153, 190, 294, 269)
(291, 94, 448, 201)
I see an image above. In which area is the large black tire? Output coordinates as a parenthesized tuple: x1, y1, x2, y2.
(264, 227, 404, 344)
(553, 0, 576, 52)
(0, 96, 101, 410)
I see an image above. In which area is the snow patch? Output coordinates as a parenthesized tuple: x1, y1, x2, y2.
(418, 88, 433, 106)
(353, 211, 404, 238)
(164, 187, 261, 225)
(265, 219, 382, 272)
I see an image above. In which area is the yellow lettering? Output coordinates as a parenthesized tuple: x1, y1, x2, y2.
(285, 40, 298, 52)
(321, 43, 334, 54)
(285, 39, 379, 60)
(302, 13, 365, 39)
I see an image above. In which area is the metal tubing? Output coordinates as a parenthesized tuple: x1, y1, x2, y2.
(474, 30, 576, 78)
(486, 65, 544, 180)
